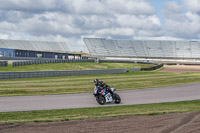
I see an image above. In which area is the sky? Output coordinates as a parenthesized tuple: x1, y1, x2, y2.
(0, 0, 200, 52)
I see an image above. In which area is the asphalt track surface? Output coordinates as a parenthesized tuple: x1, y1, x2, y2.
(1, 82, 200, 112)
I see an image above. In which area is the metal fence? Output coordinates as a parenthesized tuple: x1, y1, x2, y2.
(0, 61, 8, 67)
(12, 59, 95, 66)
(11, 58, 155, 67)
(98, 59, 156, 64)
(141, 64, 164, 71)
(98, 59, 138, 63)
(0, 57, 40, 60)
(0, 68, 126, 79)
(129, 68, 141, 72)
(0, 58, 164, 79)
(129, 63, 164, 72)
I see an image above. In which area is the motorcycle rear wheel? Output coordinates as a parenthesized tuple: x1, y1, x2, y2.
(96, 95, 106, 105)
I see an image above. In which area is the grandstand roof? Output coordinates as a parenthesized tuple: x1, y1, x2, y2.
(0, 39, 71, 53)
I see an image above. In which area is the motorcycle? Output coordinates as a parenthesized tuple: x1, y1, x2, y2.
(94, 87, 121, 105)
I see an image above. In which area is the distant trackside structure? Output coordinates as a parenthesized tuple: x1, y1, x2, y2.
(0, 39, 81, 59)
(84, 38, 200, 59)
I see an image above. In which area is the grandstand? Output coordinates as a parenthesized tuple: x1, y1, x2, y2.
(0, 39, 81, 59)
(84, 38, 200, 59)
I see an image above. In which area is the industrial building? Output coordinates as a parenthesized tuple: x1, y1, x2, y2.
(0, 39, 81, 59)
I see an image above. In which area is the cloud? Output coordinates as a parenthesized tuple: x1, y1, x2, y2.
(164, 11, 200, 39)
(163, 1, 182, 13)
(134, 36, 184, 40)
(95, 27, 135, 36)
(0, 21, 16, 31)
(0, 0, 57, 12)
(182, 0, 200, 13)
(105, 0, 155, 15)
(116, 14, 161, 30)
(0, 0, 157, 38)
(70, 0, 108, 15)
(161, 1, 200, 39)
(1, 0, 200, 52)
(0, 0, 155, 15)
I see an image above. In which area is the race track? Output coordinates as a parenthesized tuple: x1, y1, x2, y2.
(1, 82, 200, 112)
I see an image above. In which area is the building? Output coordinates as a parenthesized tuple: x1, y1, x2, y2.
(0, 39, 81, 59)
(84, 38, 200, 59)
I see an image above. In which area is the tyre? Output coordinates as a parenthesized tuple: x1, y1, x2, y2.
(96, 95, 106, 105)
(113, 93, 121, 104)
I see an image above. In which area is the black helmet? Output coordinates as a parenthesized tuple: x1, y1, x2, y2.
(98, 81, 104, 87)
(94, 79, 99, 85)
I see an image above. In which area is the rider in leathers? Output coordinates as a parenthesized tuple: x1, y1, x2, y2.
(93, 79, 113, 95)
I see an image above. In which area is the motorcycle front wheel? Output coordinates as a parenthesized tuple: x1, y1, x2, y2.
(113, 93, 121, 104)
(96, 95, 106, 105)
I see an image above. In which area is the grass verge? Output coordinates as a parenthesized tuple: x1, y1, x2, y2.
(1, 100, 200, 123)
(1, 71, 200, 96)
(0, 62, 153, 72)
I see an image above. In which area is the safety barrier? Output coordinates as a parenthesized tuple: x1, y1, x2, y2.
(0, 61, 8, 67)
(11, 59, 154, 67)
(0, 68, 126, 79)
(98, 59, 149, 64)
(141, 64, 164, 71)
(129, 63, 164, 72)
(0, 59, 164, 79)
(0, 57, 39, 60)
(12, 59, 95, 67)
(129, 68, 141, 72)
(98, 59, 137, 63)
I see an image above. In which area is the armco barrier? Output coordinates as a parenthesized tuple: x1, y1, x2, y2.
(129, 64, 164, 72)
(11, 59, 155, 67)
(12, 59, 95, 67)
(0, 57, 42, 60)
(99, 59, 139, 63)
(141, 63, 164, 71)
(0, 68, 126, 79)
(0, 61, 8, 67)
(129, 68, 141, 72)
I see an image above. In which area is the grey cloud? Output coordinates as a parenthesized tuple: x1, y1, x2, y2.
(0, 0, 155, 15)
(0, 10, 33, 23)
(0, 0, 58, 12)
(0, 21, 16, 31)
(164, 11, 200, 39)
(116, 14, 161, 30)
(17, 14, 86, 36)
(163, 1, 182, 13)
(73, 15, 117, 30)
(105, 0, 155, 15)
(162, 1, 200, 39)
(182, 0, 200, 13)
(2, 0, 200, 52)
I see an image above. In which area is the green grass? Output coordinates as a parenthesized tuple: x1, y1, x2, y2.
(1, 63, 200, 124)
(1, 71, 200, 96)
(0, 62, 153, 72)
(1, 100, 200, 123)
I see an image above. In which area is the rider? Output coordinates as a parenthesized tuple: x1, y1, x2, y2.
(93, 79, 113, 95)
(93, 79, 99, 95)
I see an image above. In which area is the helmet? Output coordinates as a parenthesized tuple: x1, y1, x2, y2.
(94, 79, 99, 85)
(98, 81, 105, 87)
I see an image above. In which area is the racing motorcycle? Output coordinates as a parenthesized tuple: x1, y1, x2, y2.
(94, 87, 121, 105)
